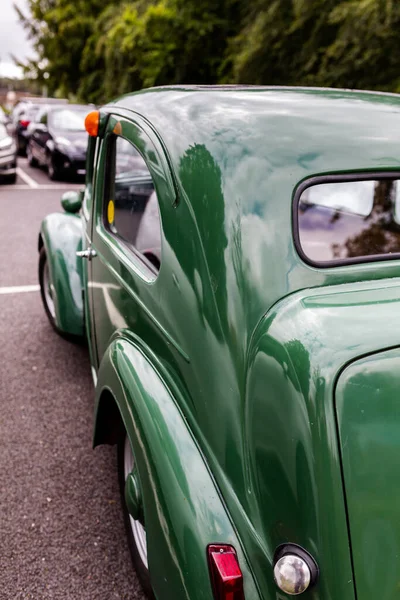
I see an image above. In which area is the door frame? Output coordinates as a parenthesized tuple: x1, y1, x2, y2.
(87, 110, 177, 370)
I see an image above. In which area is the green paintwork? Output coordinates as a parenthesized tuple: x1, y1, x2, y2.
(336, 348, 400, 600)
(39, 86, 400, 599)
(60, 190, 83, 214)
(39, 213, 84, 336)
(125, 470, 142, 521)
(94, 335, 261, 600)
(247, 279, 400, 600)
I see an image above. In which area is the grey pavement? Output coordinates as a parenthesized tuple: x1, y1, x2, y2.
(0, 159, 145, 599)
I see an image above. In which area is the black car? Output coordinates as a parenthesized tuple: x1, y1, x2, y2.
(27, 105, 89, 180)
(14, 103, 47, 155)
(0, 123, 17, 184)
(11, 98, 68, 155)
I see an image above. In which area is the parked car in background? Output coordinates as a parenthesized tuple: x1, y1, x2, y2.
(37, 85, 400, 600)
(0, 107, 12, 136)
(13, 103, 44, 155)
(10, 101, 30, 150)
(10, 97, 68, 155)
(28, 105, 89, 180)
(25, 104, 58, 151)
(0, 106, 10, 125)
(0, 122, 17, 184)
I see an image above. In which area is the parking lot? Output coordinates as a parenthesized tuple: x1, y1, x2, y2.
(0, 159, 145, 599)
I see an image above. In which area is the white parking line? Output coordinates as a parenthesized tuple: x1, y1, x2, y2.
(0, 284, 40, 295)
(16, 167, 39, 188)
(1, 185, 31, 190)
(1, 184, 83, 191)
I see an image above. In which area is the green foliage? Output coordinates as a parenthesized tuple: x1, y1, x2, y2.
(315, 0, 400, 91)
(224, 0, 338, 85)
(15, 0, 400, 103)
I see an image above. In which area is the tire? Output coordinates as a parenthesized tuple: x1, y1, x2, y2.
(39, 246, 58, 332)
(47, 154, 60, 181)
(118, 433, 154, 599)
(6, 172, 16, 184)
(27, 144, 38, 167)
(17, 139, 27, 156)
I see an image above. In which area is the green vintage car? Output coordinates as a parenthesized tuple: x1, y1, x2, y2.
(38, 86, 400, 600)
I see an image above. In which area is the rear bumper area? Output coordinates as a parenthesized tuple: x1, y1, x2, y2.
(53, 150, 86, 175)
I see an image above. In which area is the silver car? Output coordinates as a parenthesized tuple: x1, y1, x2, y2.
(0, 123, 17, 184)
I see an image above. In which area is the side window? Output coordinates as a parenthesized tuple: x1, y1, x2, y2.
(105, 135, 161, 273)
(296, 176, 400, 265)
(39, 111, 48, 126)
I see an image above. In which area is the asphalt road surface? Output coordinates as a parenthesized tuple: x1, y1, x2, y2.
(0, 159, 145, 599)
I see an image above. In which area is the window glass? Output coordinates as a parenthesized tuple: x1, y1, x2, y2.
(297, 178, 400, 263)
(105, 135, 161, 272)
(50, 108, 87, 131)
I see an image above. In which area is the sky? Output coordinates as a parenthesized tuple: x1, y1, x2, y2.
(0, 0, 34, 78)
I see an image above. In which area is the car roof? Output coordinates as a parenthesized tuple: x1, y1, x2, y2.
(105, 85, 400, 333)
(45, 104, 89, 113)
(107, 84, 400, 190)
(17, 97, 68, 104)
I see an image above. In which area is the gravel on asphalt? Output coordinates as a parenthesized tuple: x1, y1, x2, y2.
(0, 179, 145, 599)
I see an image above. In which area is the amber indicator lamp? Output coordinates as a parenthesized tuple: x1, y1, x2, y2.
(85, 110, 100, 137)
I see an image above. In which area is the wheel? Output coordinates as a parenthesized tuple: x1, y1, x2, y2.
(47, 154, 60, 181)
(27, 143, 38, 167)
(39, 247, 58, 331)
(118, 433, 154, 598)
(38, 246, 86, 343)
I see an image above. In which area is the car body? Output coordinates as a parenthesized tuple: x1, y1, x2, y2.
(38, 86, 400, 600)
(0, 106, 11, 128)
(0, 122, 17, 183)
(0, 108, 13, 138)
(12, 103, 43, 154)
(13, 103, 50, 155)
(10, 101, 30, 153)
(28, 105, 89, 180)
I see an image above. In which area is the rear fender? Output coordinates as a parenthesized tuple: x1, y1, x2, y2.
(94, 336, 260, 600)
(39, 212, 84, 336)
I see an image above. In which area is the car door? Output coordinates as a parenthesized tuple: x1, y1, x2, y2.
(88, 113, 176, 368)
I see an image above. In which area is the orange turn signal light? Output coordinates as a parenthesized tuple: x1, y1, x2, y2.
(85, 110, 100, 137)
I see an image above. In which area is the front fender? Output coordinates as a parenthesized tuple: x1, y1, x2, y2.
(39, 212, 84, 336)
(94, 336, 260, 600)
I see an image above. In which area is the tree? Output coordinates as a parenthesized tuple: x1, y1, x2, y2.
(315, 0, 400, 92)
(16, 0, 115, 99)
(17, 0, 242, 102)
(15, 0, 400, 103)
(223, 0, 338, 86)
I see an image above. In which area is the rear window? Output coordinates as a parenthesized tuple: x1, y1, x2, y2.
(295, 174, 400, 265)
(49, 108, 87, 132)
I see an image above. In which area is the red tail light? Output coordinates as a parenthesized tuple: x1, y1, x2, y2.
(208, 544, 245, 600)
(19, 120, 30, 127)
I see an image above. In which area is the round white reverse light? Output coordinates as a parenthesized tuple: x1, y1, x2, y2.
(273, 554, 311, 595)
